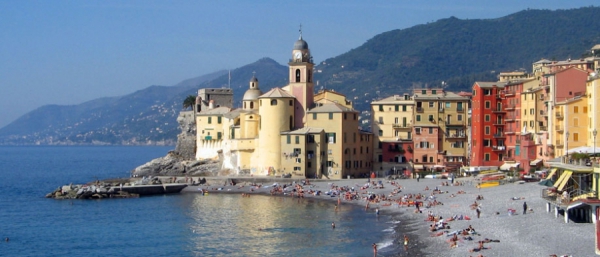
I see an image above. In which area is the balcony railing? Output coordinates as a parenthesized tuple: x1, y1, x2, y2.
(492, 145, 506, 151)
(539, 126, 547, 131)
(556, 141, 564, 148)
(416, 107, 424, 113)
(494, 121, 505, 126)
(456, 107, 465, 113)
(392, 123, 412, 129)
(505, 104, 515, 110)
(493, 133, 505, 138)
(445, 133, 467, 139)
(505, 90, 516, 96)
(556, 113, 564, 120)
(555, 125, 563, 132)
(492, 108, 506, 113)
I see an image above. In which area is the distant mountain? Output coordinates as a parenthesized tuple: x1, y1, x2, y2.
(2, 7, 600, 145)
(314, 7, 600, 112)
(0, 58, 287, 145)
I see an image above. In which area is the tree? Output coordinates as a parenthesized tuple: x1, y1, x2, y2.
(183, 95, 196, 110)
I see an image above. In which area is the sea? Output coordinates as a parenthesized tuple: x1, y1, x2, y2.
(0, 146, 410, 257)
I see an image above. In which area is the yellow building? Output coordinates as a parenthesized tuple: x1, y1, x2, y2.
(194, 33, 371, 179)
(555, 96, 588, 157)
(587, 75, 600, 149)
(370, 94, 414, 173)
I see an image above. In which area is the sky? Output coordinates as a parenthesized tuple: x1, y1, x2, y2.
(1, 0, 598, 128)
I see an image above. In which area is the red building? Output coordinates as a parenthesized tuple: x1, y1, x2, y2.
(470, 81, 507, 167)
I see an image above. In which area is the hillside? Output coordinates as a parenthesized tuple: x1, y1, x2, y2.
(0, 58, 287, 145)
(2, 7, 600, 145)
(314, 7, 600, 112)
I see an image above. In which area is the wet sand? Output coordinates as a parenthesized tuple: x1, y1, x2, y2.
(182, 176, 594, 256)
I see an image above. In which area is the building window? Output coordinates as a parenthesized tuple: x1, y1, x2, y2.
(583, 106, 588, 113)
(287, 135, 291, 144)
(402, 105, 407, 111)
(217, 132, 222, 140)
(313, 113, 317, 120)
(457, 115, 463, 121)
(485, 126, 490, 135)
(416, 115, 421, 122)
(422, 90, 426, 94)
(484, 153, 490, 161)
(432, 90, 437, 95)
(250, 102, 254, 109)
(354, 113, 357, 120)
(378, 155, 383, 162)
(327, 161, 333, 167)
(429, 102, 434, 108)
(344, 113, 347, 120)
(574, 133, 579, 141)
(307, 162, 312, 168)
(485, 101, 490, 109)
(379, 116, 383, 124)
(295, 136, 300, 144)
(379, 105, 383, 111)
(289, 100, 293, 106)
(429, 156, 434, 163)
(445, 102, 451, 108)
(395, 105, 399, 111)
(485, 115, 490, 122)
(217, 116, 222, 124)
(329, 113, 333, 120)
(270, 99, 277, 106)
(327, 133, 336, 144)
(428, 115, 434, 121)
(378, 130, 383, 136)
(429, 127, 434, 134)
(208, 117, 212, 124)
(574, 106, 578, 113)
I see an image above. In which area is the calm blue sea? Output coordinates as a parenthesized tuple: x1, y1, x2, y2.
(0, 146, 406, 257)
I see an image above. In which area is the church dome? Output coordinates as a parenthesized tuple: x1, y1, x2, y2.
(243, 88, 262, 101)
(294, 38, 308, 50)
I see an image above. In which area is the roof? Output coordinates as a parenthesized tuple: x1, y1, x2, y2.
(474, 81, 507, 89)
(534, 59, 552, 64)
(371, 95, 414, 104)
(197, 106, 231, 115)
(243, 88, 263, 101)
(259, 88, 294, 98)
(413, 91, 469, 100)
(308, 102, 357, 113)
(222, 109, 255, 119)
(281, 127, 324, 135)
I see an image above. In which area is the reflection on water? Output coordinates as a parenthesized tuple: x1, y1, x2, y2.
(182, 193, 399, 257)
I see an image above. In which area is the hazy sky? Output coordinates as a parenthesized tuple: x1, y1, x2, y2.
(1, 1, 597, 128)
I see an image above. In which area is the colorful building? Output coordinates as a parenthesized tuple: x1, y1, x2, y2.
(470, 81, 508, 168)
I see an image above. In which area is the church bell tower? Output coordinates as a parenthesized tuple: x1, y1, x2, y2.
(288, 27, 315, 128)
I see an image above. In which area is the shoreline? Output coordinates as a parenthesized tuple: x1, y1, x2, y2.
(182, 176, 595, 257)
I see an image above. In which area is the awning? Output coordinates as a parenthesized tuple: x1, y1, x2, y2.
(553, 170, 570, 188)
(499, 162, 520, 170)
(530, 159, 543, 166)
(535, 169, 549, 174)
(557, 171, 573, 191)
(546, 168, 558, 179)
(433, 165, 445, 168)
(413, 164, 424, 170)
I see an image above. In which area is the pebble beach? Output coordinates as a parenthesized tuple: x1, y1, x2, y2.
(183, 176, 594, 257)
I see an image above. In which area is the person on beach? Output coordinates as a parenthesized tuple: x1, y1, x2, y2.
(476, 207, 481, 218)
(523, 201, 527, 214)
(375, 208, 379, 215)
(332, 222, 335, 229)
(403, 235, 409, 250)
(372, 243, 377, 256)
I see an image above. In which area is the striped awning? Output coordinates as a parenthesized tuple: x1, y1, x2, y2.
(413, 164, 424, 170)
(556, 171, 573, 191)
(546, 168, 558, 179)
(530, 159, 543, 166)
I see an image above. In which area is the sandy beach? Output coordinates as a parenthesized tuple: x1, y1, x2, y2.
(182, 176, 594, 257)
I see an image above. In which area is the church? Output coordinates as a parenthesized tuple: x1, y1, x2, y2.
(193, 33, 372, 179)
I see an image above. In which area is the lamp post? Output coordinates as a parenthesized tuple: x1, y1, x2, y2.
(594, 129, 598, 167)
(566, 131, 570, 164)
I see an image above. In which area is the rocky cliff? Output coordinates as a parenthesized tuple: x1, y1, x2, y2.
(131, 111, 228, 177)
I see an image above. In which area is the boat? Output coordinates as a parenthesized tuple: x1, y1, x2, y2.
(111, 183, 188, 196)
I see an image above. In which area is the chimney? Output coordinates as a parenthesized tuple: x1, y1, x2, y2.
(209, 100, 215, 110)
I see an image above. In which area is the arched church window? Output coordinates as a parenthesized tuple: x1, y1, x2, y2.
(295, 69, 301, 82)
(250, 102, 254, 109)
(271, 99, 277, 106)
(289, 100, 293, 106)
(244, 102, 247, 109)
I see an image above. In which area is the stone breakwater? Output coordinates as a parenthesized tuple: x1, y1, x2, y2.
(46, 178, 141, 200)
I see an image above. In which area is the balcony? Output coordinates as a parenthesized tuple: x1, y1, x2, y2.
(505, 115, 516, 122)
(445, 133, 467, 139)
(492, 108, 506, 113)
(416, 107, 424, 113)
(456, 107, 465, 113)
(505, 130, 515, 135)
(493, 133, 506, 138)
(540, 110, 548, 117)
(556, 140, 564, 148)
(556, 113, 564, 120)
(493, 121, 505, 126)
(555, 124, 563, 132)
(505, 90, 516, 97)
(505, 104, 515, 110)
(492, 145, 506, 151)
(539, 126, 547, 132)
(392, 123, 412, 130)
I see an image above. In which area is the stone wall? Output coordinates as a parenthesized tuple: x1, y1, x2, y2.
(174, 111, 196, 160)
